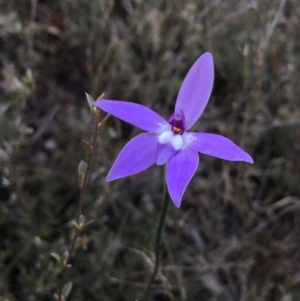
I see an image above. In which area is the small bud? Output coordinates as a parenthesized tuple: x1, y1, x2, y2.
(92, 106, 100, 117)
(73, 216, 94, 232)
(79, 214, 85, 227)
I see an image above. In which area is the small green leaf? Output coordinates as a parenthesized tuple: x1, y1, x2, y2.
(78, 160, 87, 186)
(85, 93, 94, 111)
(82, 140, 93, 158)
(78, 160, 87, 174)
(62, 282, 73, 299)
(50, 252, 62, 263)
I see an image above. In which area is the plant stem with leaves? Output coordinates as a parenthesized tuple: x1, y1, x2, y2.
(57, 105, 102, 301)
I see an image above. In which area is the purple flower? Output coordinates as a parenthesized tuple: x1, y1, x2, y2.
(94, 52, 253, 208)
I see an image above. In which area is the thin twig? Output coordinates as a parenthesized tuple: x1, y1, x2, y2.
(57, 112, 100, 300)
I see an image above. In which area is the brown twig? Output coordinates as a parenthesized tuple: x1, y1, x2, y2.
(57, 111, 100, 300)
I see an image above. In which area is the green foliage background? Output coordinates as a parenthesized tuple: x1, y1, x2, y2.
(1, 0, 300, 300)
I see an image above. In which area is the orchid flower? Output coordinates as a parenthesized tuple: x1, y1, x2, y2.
(94, 52, 253, 208)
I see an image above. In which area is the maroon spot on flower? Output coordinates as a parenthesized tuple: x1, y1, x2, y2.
(169, 110, 186, 134)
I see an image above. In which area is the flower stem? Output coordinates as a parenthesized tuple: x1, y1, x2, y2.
(142, 181, 169, 300)
(57, 112, 100, 301)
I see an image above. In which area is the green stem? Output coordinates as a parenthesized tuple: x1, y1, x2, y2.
(142, 181, 169, 300)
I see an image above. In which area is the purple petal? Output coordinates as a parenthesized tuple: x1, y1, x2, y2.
(94, 100, 167, 132)
(175, 52, 214, 129)
(156, 143, 178, 166)
(189, 133, 254, 163)
(106, 133, 158, 181)
(166, 148, 199, 208)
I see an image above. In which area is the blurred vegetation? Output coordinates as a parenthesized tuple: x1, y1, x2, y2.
(1, 0, 300, 300)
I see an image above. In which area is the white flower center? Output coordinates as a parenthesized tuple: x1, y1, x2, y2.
(158, 131, 173, 143)
(158, 131, 183, 151)
(171, 135, 183, 150)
